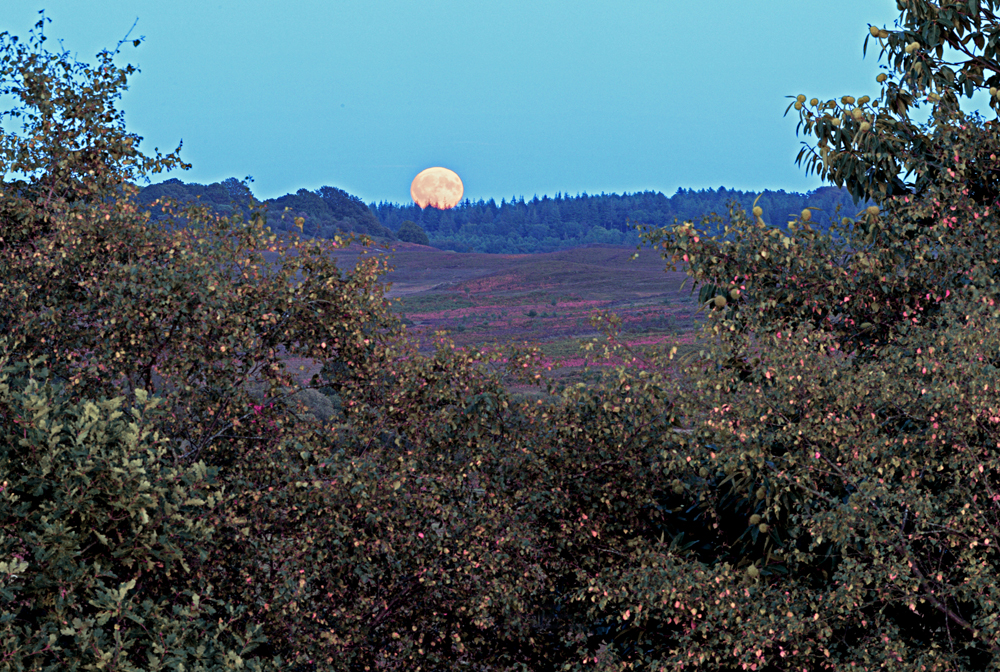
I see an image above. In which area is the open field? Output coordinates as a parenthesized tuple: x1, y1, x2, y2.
(43, 239, 736, 414)
(214, 236, 864, 405)
(50, 236, 868, 428)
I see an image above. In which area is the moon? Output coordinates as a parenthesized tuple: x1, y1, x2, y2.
(410, 167, 463, 209)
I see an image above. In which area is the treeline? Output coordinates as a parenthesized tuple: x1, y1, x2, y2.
(134, 178, 878, 255)
(371, 185, 878, 253)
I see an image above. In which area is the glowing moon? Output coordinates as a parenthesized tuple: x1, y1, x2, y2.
(410, 167, 463, 209)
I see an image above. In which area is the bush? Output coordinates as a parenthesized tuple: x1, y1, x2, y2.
(396, 219, 429, 245)
(0, 349, 275, 670)
(600, 25, 1000, 670)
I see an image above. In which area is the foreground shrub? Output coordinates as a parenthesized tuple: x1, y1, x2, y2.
(0, 350, 275, 670)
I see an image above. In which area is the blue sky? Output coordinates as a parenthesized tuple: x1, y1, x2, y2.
(0, 1, 994, 206)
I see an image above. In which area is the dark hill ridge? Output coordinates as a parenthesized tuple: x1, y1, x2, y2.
(135, 178, 393, 242)
(132, 178, 878, 256)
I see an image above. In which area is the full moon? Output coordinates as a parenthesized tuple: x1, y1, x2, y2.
(410, 167, 463, 209)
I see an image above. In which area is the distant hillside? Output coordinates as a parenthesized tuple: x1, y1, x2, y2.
(135, 178, 394, 242)
(132, 178, 878, 255)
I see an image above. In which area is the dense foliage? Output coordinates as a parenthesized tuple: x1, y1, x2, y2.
(3, 2, 1000, 671)
(395, 219, 429, 246)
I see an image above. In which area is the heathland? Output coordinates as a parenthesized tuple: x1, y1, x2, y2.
(94, 233, 898, 424)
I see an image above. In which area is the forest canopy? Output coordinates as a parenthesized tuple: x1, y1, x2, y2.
(135, 178, 877, 254)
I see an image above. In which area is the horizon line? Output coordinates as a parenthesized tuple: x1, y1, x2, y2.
(129, 177, 873, 209)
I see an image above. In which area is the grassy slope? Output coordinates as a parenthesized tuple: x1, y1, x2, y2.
(233, 235, 863, 412)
